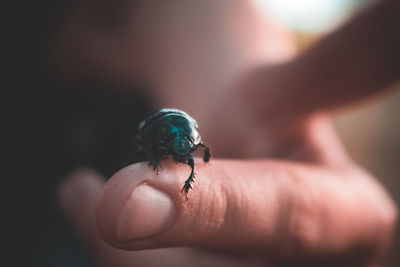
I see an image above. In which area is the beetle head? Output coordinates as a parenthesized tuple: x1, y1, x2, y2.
(172, 135, 191, 156)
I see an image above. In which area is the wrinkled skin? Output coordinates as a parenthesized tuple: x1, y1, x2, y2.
(56, 1, 399, 267)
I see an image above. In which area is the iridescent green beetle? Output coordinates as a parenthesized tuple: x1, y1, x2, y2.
(132, 108, 211, 197)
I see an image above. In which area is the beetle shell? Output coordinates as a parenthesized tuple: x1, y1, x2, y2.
(137, 108, 201, 148)
(132, 108, 211, 198)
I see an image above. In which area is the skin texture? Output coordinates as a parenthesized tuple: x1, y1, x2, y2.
(56, 0, 399, 266)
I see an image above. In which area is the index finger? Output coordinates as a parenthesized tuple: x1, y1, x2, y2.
(245, 0, 400, 119)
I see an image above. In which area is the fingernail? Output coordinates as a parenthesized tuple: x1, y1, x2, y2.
(116, 184, 174, 242)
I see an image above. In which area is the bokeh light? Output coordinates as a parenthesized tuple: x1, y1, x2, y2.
(253, 0, 368, 33)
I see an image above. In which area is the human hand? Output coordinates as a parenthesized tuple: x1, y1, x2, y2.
(57, 0, 398, 266)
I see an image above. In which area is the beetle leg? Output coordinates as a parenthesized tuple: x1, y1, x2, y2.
(148, 158, 160, 173)
(199, 143, 211, 162)
(143, 148, 160, 173)
(132, 146, 160, 172)
(181, 155, 195, 199)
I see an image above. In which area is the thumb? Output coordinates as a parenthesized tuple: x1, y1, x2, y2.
(95, 158, 394, 262)
(96, 159, 283, 253)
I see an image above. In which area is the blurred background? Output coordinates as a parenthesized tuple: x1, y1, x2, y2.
(3, 0, 398, 266)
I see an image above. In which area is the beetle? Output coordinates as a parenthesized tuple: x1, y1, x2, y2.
(132, 108, 211, 197)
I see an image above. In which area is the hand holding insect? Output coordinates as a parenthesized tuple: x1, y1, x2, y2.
(57, 1, 399, 266)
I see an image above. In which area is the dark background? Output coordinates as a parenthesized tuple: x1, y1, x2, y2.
(4, 1, 152, 266)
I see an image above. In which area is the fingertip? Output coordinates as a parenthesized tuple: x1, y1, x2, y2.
(96, 159, 253, 251)
(95, 162, 182, 247)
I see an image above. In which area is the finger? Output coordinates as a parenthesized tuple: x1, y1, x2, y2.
(95, 159, 397, 264)
(57, 168, 196, 267)
(244, 0, 400, 119)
